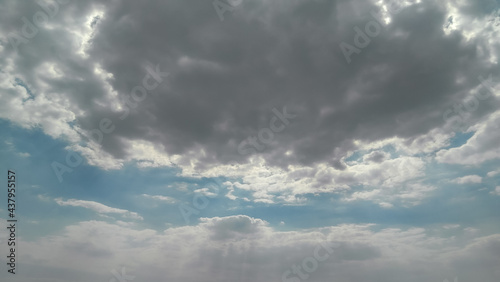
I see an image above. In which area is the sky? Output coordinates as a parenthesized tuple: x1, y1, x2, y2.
(0, 0, 500, 281)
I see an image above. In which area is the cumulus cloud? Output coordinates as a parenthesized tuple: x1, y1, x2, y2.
(0, 0, 499, 199)
(7, 215, 499, 282)
(451, 175, 483, 184)
(437, 112, 500, 165)
(490, 186, 500, 196)
(1, 1, 499, 281)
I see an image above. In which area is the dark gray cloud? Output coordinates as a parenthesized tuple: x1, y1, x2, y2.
(1, 0, 499, 171)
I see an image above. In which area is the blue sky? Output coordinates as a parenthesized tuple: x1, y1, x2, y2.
(1, 0, 500, 282)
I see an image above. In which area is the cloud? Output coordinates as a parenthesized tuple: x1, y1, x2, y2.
(0, 0, 498, 192)
(437, 112, 500, 165)
(1, 1, 499, 281)
(345, 182, 435, 207)
(37, 194, 51, 202)
(141, 194, 176, 203)
(55, 198, 143, 220)
(18, 151, 30, 157)
(193, 188, 218, 198)
(210, 152, 428, 205)
(362, 150, 390, 163)
(490, 186, 500, 196)
(10, 215, 500, 282)
(487, 170, 500, 177)
(451, 175, 483, 184)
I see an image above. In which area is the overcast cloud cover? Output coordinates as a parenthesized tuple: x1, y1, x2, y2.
(0, 0, 500, 281)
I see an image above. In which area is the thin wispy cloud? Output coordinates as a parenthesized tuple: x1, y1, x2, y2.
(55, 198, 143, 220)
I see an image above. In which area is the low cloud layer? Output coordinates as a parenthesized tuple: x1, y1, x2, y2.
(1, 215, 498, 282)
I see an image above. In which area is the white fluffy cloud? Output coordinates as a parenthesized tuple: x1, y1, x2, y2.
(182, 153, 427, 205)
(490, 186, 500, 196)
(451, 175, 483, 184)
(437, 111, 500, 165)
(7, 215, 500, 282)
